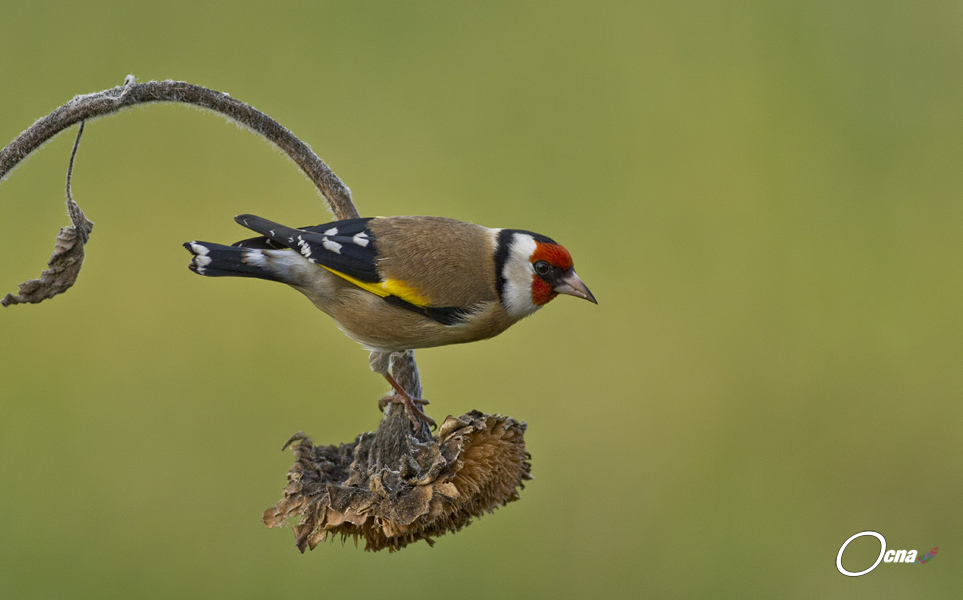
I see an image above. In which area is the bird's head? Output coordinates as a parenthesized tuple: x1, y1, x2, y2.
(496, 229, 597, 319)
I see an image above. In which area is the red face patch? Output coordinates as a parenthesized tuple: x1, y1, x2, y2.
(529, 241, 571, 306)
(531, 276, 557, 306)
(531, 242, 573, 270)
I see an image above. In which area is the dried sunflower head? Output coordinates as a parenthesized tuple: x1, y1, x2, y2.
(263, 410, 532, 552)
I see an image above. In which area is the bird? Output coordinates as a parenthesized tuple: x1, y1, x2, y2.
(184, 214, 596, 427)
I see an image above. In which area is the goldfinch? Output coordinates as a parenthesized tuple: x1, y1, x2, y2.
(184, 214, 596, 426)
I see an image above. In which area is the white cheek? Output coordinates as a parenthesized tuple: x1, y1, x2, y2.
(501, 234, 541, 319)
(503, 276, 540, 319)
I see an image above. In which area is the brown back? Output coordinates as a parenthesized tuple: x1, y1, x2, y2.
(369, 216, 499, 308)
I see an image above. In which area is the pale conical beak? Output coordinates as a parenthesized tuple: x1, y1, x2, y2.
(554, 271, 598, 304)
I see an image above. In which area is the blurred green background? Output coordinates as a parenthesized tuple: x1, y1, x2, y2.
(1, 1, 960, 597)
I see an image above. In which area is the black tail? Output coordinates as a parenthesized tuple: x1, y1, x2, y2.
(183, 241, 285, 282)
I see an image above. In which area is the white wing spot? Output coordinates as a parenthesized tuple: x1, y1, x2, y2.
(322, 237, 343, 254)
(324, 227, 338, 236)
(243, 249, 267, 266)
(298, 238, 312, 257)
(189, 242, 209, 256)
(353, 232, 370, 247)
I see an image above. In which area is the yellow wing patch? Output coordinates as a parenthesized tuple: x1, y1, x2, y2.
(320, 266, 430, 307)
(381, 278, 431, 306)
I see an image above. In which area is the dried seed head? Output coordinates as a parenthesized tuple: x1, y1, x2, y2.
(263, 411, 532, 552)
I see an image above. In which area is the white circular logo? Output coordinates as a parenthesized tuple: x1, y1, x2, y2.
(836, 531, 886, 577)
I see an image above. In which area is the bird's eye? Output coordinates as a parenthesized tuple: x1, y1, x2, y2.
(533, 260, 551, 276)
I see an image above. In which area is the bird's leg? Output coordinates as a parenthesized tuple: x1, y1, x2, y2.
(379, 372, 436, 429)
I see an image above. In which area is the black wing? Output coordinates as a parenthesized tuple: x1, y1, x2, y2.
(233, 214, 380, 283)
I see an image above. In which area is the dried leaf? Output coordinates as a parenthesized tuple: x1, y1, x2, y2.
(3, 121, 94, 307)
(2, 202, 93, 307)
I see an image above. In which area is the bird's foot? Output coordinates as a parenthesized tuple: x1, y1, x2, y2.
(379, 393, 437, 430)
(381, 372, 437, 430)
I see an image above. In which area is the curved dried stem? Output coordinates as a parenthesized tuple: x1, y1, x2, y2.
(0, 75, 358, 220)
